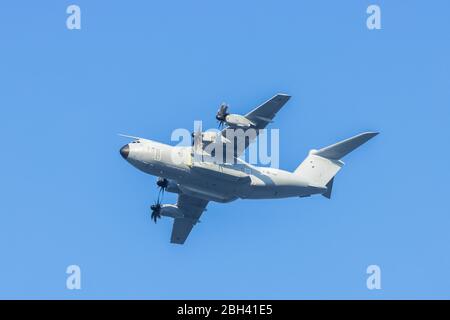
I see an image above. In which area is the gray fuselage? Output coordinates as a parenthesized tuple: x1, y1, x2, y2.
(121, 139, 326, 203)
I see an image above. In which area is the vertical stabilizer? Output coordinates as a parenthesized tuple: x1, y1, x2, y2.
(294, 132, 378, 192)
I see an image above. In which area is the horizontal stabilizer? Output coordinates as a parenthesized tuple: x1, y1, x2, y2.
(322, 177, 334, 199)
(313, 132, 379, 160)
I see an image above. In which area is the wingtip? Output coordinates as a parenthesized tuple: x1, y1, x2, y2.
(366, 131, 380, 137)
(274, 93, 291, 102)
(358, 131, 379, 143)
(358, 131, 379, 138)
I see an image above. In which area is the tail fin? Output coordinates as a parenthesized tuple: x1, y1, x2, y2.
(294, 132, 378, 195)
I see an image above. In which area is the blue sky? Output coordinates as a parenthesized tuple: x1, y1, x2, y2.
(0, 0, 449, 299)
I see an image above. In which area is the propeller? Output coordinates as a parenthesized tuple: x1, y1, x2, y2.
(156, 177, 168, 202)
(191, 131, 197, 146)
(150, 178, 168, 223)
(216, 103, 229, 128)
(150, 202, 161, 223)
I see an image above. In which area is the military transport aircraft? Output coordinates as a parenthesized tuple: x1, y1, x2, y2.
(119, 94, 378, 244)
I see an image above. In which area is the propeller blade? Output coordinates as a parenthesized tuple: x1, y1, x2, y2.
(216, 103, 229, 125)
(156, 178, 168, 203)
(150, 201, 161, 223)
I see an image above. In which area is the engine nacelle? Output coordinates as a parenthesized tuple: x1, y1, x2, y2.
(167, 180, 181, 194)
(216, 103, 254, 128)
(223, 114, 254, 128)
(159, 204, 184, 219)
(201, 131, 219, 143)
(200, 131, 231, 144)
(158, 178, 180, 194)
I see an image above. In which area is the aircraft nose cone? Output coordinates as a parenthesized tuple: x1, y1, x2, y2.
(120, 144, 129, 159)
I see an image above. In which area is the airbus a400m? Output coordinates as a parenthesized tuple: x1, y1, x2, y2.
(119, 94, 378, 244)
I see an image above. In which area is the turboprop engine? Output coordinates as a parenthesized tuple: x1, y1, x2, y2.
(150, 204, 184, 223)
(156, 177, 180, 195)
(191, 130, 231, 146)
(216, 103, 254, 128)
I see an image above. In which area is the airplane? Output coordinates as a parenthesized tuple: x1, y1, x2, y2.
(119, 94, 378, 244)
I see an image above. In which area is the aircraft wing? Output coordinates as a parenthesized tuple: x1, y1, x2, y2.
(170, 194, 208, 244)
(244, 93, 291, 126)
(221, 93, 291, 159)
